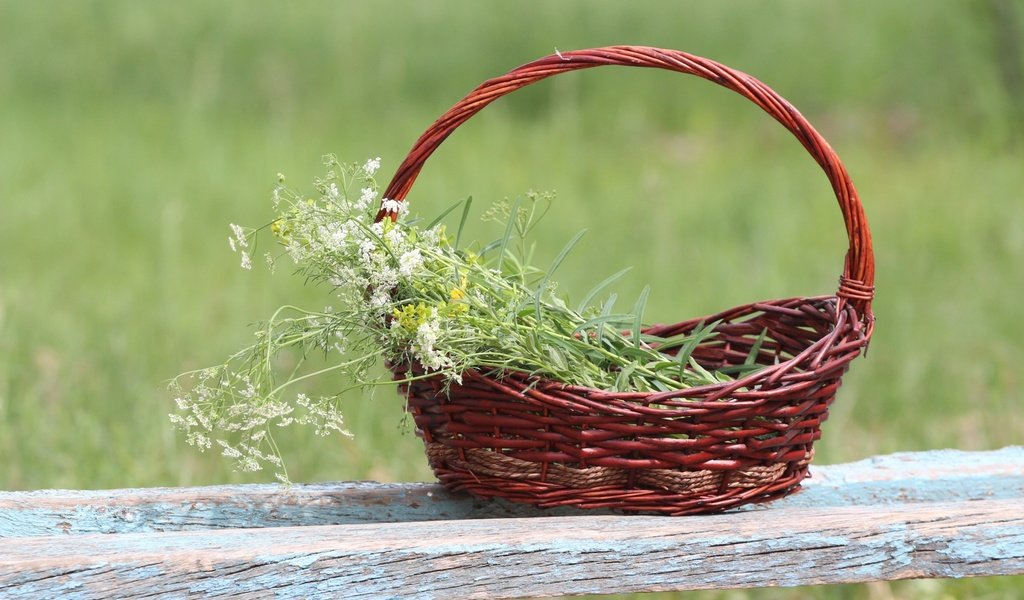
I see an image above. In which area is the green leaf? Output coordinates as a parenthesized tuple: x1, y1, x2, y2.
(576, 267, 632, 314)
(688, 356, 717, 382)
(547, 345, 567, 371)
(455, 195, 474, 249)
(544, 229, 587, 283)
(479, 239, 502, 256)
(615, 364, 636, 392)
(546, 294, 570, 313)
(675, 319, 721, 380)
(631, 285, 651, 349)
(674, 320, 719, 363)
(572, 313, 633, 335)
(618, 345, 660, 361)
(744, 328, 768, 367)
(534, 229, 587, 321)
(646, 332, 698, 353)
(596, 293, 618, 345)
(496, 196, 522, 273)
(718, 327, 770, 376)
(650, 379, 672, 392)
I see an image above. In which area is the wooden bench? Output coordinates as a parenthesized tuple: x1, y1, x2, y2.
(2, 447, 1021, 598)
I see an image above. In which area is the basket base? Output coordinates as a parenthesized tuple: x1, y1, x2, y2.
(425, 443, 812, 515)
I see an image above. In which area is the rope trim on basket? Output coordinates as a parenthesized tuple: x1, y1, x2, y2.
(426, 443, 811, 496)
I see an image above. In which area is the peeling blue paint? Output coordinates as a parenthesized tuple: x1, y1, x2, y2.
(939, 527, 1024, 561)
(281, 554, 320, 569)
(2, 448, 1021, 538)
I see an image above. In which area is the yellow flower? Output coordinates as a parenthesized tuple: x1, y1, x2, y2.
(392, 303, 431, 331)
(438, 300, 468, 317)
(271, 218, 290, 241)
(449, 275, 469, 302)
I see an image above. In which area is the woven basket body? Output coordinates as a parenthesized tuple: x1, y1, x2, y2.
(379, 46, 875, 515)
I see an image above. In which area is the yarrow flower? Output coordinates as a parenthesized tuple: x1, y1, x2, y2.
(230, 223, 248, 248)
(363, 157, 381, 175)
(358, 187, 375, 209)
(414, 316, 452, 372)
(398, 249, 423, 278)
(380, 198, 405, 215)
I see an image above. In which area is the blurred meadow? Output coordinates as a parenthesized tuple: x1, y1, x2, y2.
(2, 1, 1023, 598)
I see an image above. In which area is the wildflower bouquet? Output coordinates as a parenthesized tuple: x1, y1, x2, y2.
(171, 155, 743, 480)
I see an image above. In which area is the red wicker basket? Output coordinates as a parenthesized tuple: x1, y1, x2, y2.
(377, 46, 875, 515)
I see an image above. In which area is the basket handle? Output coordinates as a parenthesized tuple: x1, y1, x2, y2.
(378, 46, 875, 317)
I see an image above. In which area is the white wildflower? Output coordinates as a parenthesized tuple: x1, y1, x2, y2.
(420, 226, 442, 247)
(398, 249, 424, 277)
(363, 157, 381, 175)
(240, 251, 252, 270)
(328, 182, 340, 200)
(228, 237, 237, 253)
(286, 241, 304, 263)
(238, 376, 256, 398)
(217, 440, 242, 458)
(186, 431, 212, 451)
(358, 239, 378, 263)
(230, 223, 248, 248)
(327, 225, 347, 249)
(369, 290, 391, 309)
(374, 266, 399, 290)
(384, 225, 407, 249)
(415, 317, 452, 372)
(380, 199, 406, 215)
(295, 394, 352, 438)
(357, 187, 375, 210)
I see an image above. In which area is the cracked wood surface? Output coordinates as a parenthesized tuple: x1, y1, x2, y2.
(1, 448, 1022, 598)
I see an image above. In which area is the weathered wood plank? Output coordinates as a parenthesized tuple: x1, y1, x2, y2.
(1, 447, 1021, 537)
(1, 499, 1022, 598)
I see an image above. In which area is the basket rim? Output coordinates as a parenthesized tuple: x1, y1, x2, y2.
(399, 294, 868, 413)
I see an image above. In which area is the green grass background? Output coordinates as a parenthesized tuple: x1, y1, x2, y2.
(2, 1, 1022, 598)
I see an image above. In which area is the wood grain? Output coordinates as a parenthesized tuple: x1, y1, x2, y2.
(0, 448, 1021, 598)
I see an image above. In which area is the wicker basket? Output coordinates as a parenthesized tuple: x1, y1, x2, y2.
(377, 46, 875, 515)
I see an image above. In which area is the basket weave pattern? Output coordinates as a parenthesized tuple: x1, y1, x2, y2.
(380, 47, 875, 515)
